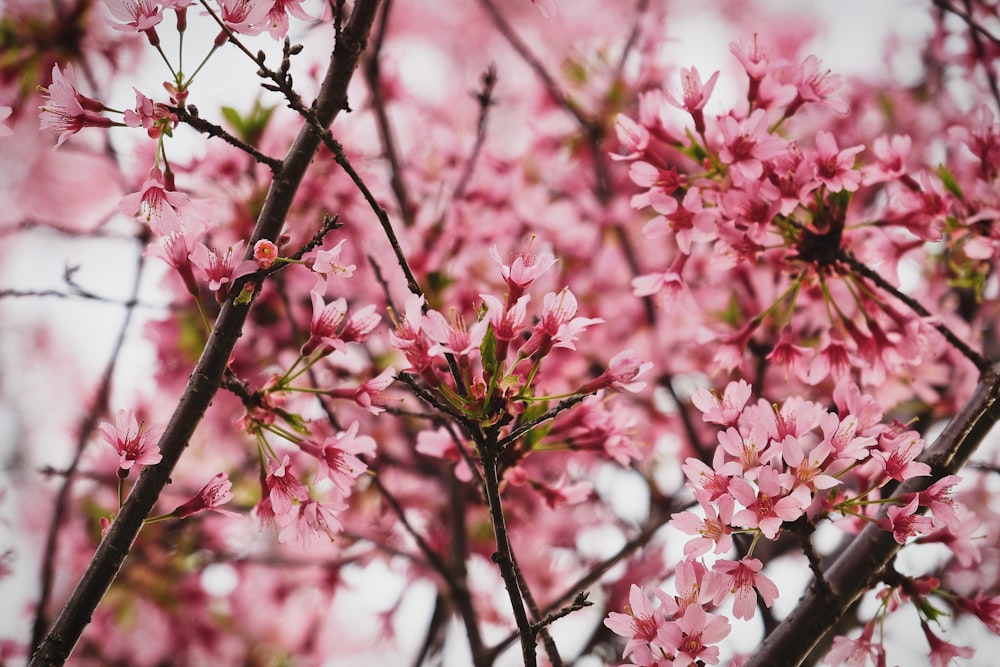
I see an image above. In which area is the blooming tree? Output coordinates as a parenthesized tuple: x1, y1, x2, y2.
(2, 1, 1000, 666)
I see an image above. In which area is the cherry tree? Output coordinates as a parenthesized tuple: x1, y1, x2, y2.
(1, 1, 1000, 666)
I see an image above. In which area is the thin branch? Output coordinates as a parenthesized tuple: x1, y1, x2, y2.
(836, 248, 989, 371)
(498, 393, 590, 449)
(172, 106, 282, 172)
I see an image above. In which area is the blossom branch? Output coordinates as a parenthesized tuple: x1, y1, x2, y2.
(745, 361, 1000, 667)
(27, 3, 382, 665)
(836, 247, 989, 371)
(171, 106, 282, 171)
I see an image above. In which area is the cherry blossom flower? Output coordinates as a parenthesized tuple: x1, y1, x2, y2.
(279, 498, 348, 548)
(302, 292, 347, 356)
(787, 54, 848, 116)
(729, 465, 811, 539)
(118, 167, 191, 233)
(658, 603, 731, 667)
(301, 422, 375, 497)
(956, 592, 1000, 634)
(520, 288, 602, 357)
(218, 0, 272, 36)
(39, 63, 113, 147)
(490, 244, 557, 303)
(420, 308, 488, 360)
(263, 455, 310, 521)
(811, 131, 864, 192)
(642, 188, 717, 254)
(123, 88, 177, 138)
(692, 380, 752, 427)
(613, 113, 650, 161)
(145, 225, 202, 295)
(666, 67, 720, 135)
(863, 134, 912, 185)
(103, 0, 163, 44)
(920, 621, 974, 667)
(708, 557, 778, 621)
(171, 472, 238, 518)
(99, 409, 162, 472)
(604, 584, 674, 666)
(670, 495, 735, 557)
(310, 239, 356, 293)
(326, 367, 396, 415)
(579, 349, 653, 394)
(877, 496, 934, 544)
(189, 240, 257, 296)
(264, 0, 312, 39)
(718, 109, 787, 182)
(823, 623, 885, 667)
(252, 239, 278, 269)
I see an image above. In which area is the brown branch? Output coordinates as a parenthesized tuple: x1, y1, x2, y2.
(745, 361, 1000, 667)
(27, 3, 382, 665)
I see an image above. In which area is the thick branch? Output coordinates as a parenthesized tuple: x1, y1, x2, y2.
(745, 361, 1000, 667)
(27, 3, 381, 665)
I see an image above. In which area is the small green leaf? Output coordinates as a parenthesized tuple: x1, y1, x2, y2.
(937, 164, 964, 199)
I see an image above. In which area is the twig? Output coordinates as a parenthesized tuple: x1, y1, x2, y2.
(836, 248, 989, 371)
(172, 106, 282, 172)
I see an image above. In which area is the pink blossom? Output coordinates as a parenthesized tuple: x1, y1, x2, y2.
(708, 557, 778, 621)
(490, 244, 557, 302)
(613, 113, 650, 160)
(263, 455, 310, 521)
(642, 188, 717, 254)
(338, 367, 396, 415)
(252, 239, 279, 269)
(682, 449, 732, 502)
(729, 465, 810, 539)
(264, 0, 312, 39)
(301, 422, 375, 497)
(579, 349, 653, 394)
(118, 167, 190, 233)
(670, 495, 735, 557)
(915, 474, 962, 526)
(310, 239, 356, 292)
(657, 603, 730, 667)
(957, 592, 1000, 634)
(103, 0, 163, 43)
(171, 472, 237, 518)
(863, 134, 912, 185)
(787, 54, 848, 116)
(98, 409, 163, 472)
(692, 380, 752, 427)
(279, 498, 347, 548)
(189, 240, 256, 296)
(921, 621, 974, 667)
(666, 67, 720, 135)
(877, 496, 934, 544)
(520, 288, 602, 357)
(123, 88, 177, 138)
(718, 109, 787, 182)
(870, 429, 931, 484)
(39, 64, 112, 147)
(302, 292, 348, 356)
(604, 584, 673, 666)
(422, 309, 489, 359)
(218, 0, 272, 36)
(811, 131, 864, 192)
(823, 623, 885, 667)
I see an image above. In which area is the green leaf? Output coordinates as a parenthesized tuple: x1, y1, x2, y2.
(937, 164, 964, 199)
